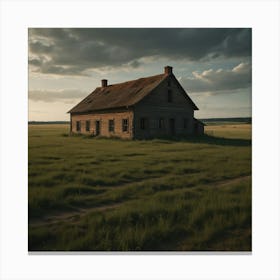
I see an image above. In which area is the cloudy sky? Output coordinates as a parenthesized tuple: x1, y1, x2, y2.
(28, 28, 252, 121)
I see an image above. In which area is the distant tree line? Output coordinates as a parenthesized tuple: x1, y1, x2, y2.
(200, 117, 251, 124)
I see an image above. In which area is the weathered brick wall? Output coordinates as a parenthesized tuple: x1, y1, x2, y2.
(70, 109, 134, 139)
(133, 75, 196, 139)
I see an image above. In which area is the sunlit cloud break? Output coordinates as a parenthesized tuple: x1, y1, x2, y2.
(179, 62, 251, 94)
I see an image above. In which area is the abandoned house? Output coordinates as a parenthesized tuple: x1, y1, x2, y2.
(68, 66, 204, 139)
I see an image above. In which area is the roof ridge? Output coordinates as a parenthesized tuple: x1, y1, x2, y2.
(96, 73, 166, 88)
(68, 73, 167, 114)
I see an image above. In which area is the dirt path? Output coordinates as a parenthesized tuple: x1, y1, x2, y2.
(29, 174, 251, 227)
(29, 202, 124, 227)
(213, 175, 251, 188)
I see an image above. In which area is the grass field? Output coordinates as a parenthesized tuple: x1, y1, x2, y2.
(28, 124, 251, 251)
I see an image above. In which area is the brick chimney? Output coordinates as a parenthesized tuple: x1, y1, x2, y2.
(164, 66, 173, 75)
(101, 79, 108, 87)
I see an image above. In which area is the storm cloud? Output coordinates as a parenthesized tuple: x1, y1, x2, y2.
(29, 28, 251, 76)
(180, 62, 251, 94)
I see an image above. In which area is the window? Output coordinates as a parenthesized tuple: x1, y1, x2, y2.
(86, 120, 90, 132)
(167, 80, 171, 87)
(140, 118, 148, 129)
(159, 118, 164, 129)
(183, 118, 188, 129)
(168, 90, 173, 102)
(108, 119, 115, 132)
(122, 119, 128, 132)
(95, 120, 100, 135)
(76, 121, 81, 132)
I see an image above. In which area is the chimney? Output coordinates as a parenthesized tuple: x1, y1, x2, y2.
(164, 66, 173, 75)
(101, 79, 108, 87)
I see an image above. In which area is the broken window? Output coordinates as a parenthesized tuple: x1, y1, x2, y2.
(109, 119, 115, 132)
(76, 121, 81, 132)
(122, 119, 128, 132)
(86, 120, 90, 131)
(140, 118, 148, 129)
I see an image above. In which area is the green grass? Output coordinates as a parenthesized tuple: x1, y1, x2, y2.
(28, 124, 251, 251)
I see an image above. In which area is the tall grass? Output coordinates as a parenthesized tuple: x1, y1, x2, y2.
(28, 124, 251, 251)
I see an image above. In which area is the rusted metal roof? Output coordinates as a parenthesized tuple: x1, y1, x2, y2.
(68, 73, 198, 114)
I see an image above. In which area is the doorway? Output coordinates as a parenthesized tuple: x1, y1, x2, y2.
(95, 120, 100, 136)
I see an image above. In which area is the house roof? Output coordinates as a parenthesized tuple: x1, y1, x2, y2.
(194, 118, 205, 126)
(68, 71, 198, 114)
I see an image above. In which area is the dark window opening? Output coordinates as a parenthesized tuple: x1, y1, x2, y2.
(167, 80, 171, 87)
(95, 120, 100, 135)
(76, 121, 81, 132)
(109, 119, 115, 132)
(86, 120, 90, 131)
(168, 90, 173, 102)
(122, 119, 128, 132)
(140, 118, 148, 129)
(159, 118, 164, 129)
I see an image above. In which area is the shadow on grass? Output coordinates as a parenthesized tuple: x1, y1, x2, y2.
(64, 132, 251, 147)
(153, 134, 251, 147)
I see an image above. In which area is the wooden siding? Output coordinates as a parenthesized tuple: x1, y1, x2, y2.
(133, 75, 196, 139)
(71, 110, 134, 139)
(194, 120, 205, 135)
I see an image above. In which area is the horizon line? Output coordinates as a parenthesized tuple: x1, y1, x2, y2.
(28, 116, 252, 123)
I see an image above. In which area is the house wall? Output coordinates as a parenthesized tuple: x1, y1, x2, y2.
(70, 109, 134, 139)
(134, 75, 196, 139)
(194, 120, 205, 135)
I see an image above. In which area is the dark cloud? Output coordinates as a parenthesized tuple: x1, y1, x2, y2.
(129, 60, 141, 68)
(29, 89, 88, 102)
(29, 28, 251, 76)
(181, 62, 251, 93)
(29, 41, 54, 54)
(29, 57, 42, 67)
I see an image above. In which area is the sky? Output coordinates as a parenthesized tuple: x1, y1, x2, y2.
(28, 28, 252, 121)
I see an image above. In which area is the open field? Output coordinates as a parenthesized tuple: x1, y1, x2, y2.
(205, 124, 251, 139)
(28, 124, 251, 251)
